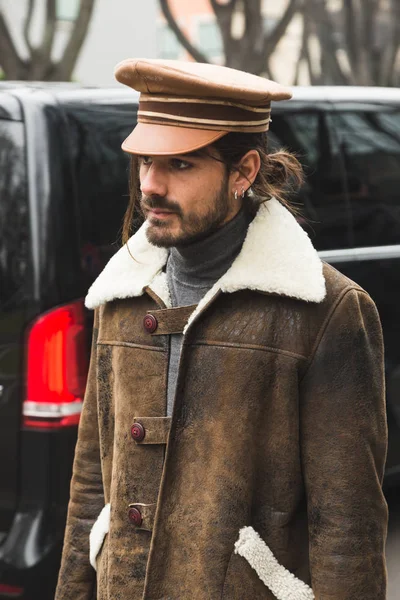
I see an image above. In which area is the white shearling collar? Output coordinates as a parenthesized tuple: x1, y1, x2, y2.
(85, 198, 326, 310)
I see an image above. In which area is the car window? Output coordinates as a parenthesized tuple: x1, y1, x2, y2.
(64, 102, 136, 286)
(0, 120, 30, 310)
(270, 110, 351, 251)
(329, 106, 400, 248)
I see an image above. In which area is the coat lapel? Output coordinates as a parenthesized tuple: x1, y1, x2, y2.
(85, 198, 326, 311)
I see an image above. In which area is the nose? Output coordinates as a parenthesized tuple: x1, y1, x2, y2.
(140, 163, 168, 198)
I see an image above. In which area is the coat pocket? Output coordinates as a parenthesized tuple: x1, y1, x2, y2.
(89, 503, 110, 571)
(233, 526, 314, 600)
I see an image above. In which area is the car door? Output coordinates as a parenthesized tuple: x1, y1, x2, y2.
(0, 93, 32, 537)
(270, 103, 353, 251)
(319, 101, 400, 479)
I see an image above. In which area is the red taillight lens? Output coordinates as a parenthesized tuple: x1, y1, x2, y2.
(23, 300, 89, 429)
(0, 583, 24, 597)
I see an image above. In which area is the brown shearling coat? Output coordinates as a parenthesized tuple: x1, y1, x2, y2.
(55, 199, 388, 600)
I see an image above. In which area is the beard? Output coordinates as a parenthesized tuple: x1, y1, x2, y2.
(141, 175, 231, 248)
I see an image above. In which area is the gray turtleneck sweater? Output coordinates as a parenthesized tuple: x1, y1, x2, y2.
(165, 207, 252, 416)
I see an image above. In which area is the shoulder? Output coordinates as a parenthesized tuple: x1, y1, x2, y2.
(322, 261, 365, 301)
(319, 260, 377, 317)
(295, 262, 379, 359)
(316, 262, 380, 344)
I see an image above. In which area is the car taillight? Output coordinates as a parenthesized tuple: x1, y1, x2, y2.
(23, 300, 89, 429)
(0, 583, 24, 597)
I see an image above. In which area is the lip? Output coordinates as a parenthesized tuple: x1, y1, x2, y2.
(148, 209, 176, 218)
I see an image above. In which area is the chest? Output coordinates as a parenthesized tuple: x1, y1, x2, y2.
(96, 292, 313, 421)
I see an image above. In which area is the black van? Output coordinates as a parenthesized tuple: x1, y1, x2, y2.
(0, 84, 399, 599)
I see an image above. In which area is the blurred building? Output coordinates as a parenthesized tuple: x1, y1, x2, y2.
(0, 0, 159, 85)
(157, 0, 304, 85)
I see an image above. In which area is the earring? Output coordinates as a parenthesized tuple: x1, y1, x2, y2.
(234, 190, 238, 200)
(241, 187, 245, 199)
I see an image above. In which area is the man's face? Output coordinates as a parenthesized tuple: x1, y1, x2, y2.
(138, 150, 237, 247)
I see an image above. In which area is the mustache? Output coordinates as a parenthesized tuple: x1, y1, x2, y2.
(140, 195, 182, 215)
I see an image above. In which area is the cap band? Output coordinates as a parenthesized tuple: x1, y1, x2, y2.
(138, 94, 271, 133)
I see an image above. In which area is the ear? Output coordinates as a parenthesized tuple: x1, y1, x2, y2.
(229, 150, 261, 194)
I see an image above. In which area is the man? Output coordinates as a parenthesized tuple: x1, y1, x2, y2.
(55, 59, 388, 600)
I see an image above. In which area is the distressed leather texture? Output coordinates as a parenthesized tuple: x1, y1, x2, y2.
(147, 305, 197, 335)
(129, 503, 157, 532)
(55, 263, 388, 600)
(132, 417, 172, 445)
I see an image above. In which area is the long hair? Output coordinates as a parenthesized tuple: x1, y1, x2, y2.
(122, 153, 142, 246)
(122, 131, 303, 245)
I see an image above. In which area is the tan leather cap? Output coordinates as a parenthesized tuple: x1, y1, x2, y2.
(114, 58, 292, 156)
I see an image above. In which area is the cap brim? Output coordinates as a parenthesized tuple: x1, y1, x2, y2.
(121, 122, 228, 156)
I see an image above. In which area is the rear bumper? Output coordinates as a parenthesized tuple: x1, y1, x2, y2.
(0, 426, 78, 600)
(0, 509, 64, 600)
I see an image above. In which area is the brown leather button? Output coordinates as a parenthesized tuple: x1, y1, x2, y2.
(131, 422, 145, 442)
(143, 314, 158, 333)
(128, 506, 143, 527)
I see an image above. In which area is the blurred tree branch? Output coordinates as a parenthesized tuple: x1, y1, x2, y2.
(23, 0, 35, 55)
(159, 0, 209, 62)
(0, 12, 25, 77)
(160, 0, 399, 86)
(304, 0, 400, 86)
(159, 0, 301, 76)
(0, 0, 96, 81)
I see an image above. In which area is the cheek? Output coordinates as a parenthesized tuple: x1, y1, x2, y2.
(138, 165, 147, 188)
(174, 179, 204, 212)
(172, 166, 225, 216)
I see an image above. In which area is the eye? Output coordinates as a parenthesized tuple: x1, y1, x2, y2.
(139, 156, 152, 166)
(170, 158, 192, 171)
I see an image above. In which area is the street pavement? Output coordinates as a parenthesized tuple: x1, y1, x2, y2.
(386, 488, 400, 599)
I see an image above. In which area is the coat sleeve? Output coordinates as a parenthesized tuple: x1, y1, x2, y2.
(55, 307, 104, 600)
(299, 288, 388, 600)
